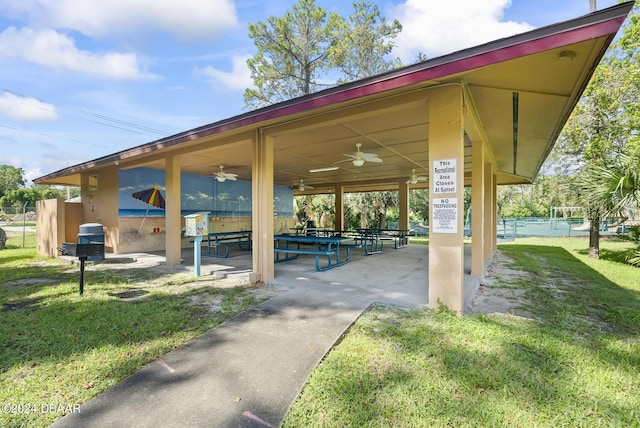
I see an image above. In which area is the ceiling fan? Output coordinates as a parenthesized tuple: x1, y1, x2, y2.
(339, 143, 382, 167)
(212, 165, 238, 182)
(293, 179, 314, 191)
(406, 169, 428, 184)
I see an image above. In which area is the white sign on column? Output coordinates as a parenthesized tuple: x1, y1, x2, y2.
(432, 198, 458, 233)
(432, 158, 458, 233)
(433, 158, 457, 194)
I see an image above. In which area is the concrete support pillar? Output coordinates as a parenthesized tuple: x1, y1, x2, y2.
(251, 130, 274, 283)
(165, 155, 182, 266)
(428, 86, 465, 314)
(334, 185, 344, 231)
(492, 173, 498, 250)
(399, 180, 409, 230)
(471, 139, 485, 275)
(484, 163, 495, 259)
(80, 174, 89, 223)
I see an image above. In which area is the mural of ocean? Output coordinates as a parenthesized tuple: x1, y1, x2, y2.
(119, 209, 255, 217)
(119, 209, 166, 217)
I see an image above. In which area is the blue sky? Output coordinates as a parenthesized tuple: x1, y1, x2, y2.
(0, 0, 619, 184)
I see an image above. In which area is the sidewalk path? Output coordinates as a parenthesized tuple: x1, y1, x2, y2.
(49, 244, 441, 427)
(51, 284, 375, 427)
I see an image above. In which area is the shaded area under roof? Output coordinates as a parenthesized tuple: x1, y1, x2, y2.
(34, 2, 634, 192)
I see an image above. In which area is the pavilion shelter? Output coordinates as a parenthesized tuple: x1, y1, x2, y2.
(34, 3, 633, 314)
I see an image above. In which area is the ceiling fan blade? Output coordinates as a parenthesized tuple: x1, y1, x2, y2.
(338, 144, 382, 165)
(296, 179, 314, 191)
(361, 154, 383, 162)
(417, 176, 427, 181)
(225, 175, 238, 181)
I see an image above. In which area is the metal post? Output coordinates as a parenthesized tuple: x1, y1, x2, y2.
(193, 235, 202, 277)
(79, 256, 86, 296)
(22, 201, 27, 248)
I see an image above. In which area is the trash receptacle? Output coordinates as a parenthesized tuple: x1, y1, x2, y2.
(78, 223, 105, 261)
(306, 220, 316, 236)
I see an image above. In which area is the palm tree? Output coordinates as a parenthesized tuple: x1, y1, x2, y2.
(578, 151, 640, 258)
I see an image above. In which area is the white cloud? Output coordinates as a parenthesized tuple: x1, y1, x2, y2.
(0, 91, 58, 121)
(2, 0, 238, 42)
(0, 27, 146, 79)
(197, 55, 253, 91)
(23, 168, 42, 185)
(390, 0, 534, 62)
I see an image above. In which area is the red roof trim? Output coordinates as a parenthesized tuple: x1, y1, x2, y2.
(33, 3, 632, 182)
(165, 17, 625, 140)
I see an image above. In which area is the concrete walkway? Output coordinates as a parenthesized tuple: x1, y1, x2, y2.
(50, 244, 476, 427)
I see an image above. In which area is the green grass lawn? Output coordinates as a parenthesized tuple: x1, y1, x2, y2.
(3, 233, 639, 427)
(283, 237, 640, 427)
(0, 233, 271, 428)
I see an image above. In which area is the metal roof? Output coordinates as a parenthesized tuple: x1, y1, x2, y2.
(34, 2, 633, 192)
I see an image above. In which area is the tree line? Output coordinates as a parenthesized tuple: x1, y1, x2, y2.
(0, 165, 78, 213)
(256, 1, 640, 264)
(5, 0, 639, 264)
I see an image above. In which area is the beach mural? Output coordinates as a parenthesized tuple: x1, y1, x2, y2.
(119, 167, 293, 218)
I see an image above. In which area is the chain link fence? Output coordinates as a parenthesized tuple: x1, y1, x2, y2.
(0, 206, 36, 249)
(388, 217, 627, 240)
(497, 217, 627, 239)
(0, 206, 37, 223)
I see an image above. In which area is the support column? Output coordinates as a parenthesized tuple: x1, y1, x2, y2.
(80, 174, 90, 222)
(251, 130, 274, 283)
(492, 173, 498, 250)
(428, 86, 465, 314)
(165, 155, 182, 266)
(334, 185, 344, 231)
(484, 163, 494, 259)
(471, 139, 485, 275)
(399, 180, 409, 230)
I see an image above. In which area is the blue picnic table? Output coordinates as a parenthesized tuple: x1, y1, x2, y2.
(203, 231, 252, 258)
(353, 228, 412, 255)
(274, 234, 359, 271)
(379, 228, 411, 249)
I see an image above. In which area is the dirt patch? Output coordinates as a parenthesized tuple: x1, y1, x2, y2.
(109, 289, 150, 301)
(189, 293, 224, 312)
(2, 278, 59, 286)
(2, 296, 44, 312)
(466, 249, 535, 320)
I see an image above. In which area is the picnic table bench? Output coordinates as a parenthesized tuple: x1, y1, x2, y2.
(353, 228, 412, 254)
(274, 234, 360, 271)
(378, 228, 411, 249)
(191, 231, 252, 258)
(353, 228, 384, 255)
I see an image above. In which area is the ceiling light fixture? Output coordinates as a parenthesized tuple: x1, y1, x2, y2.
(352, 159, 365, 167)
(557, 50, 576, 62)
(309, 166, 339, 173)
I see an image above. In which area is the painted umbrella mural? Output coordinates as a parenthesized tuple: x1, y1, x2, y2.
(131, 186, 166, 233)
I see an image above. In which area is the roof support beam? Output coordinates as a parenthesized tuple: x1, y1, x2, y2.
(512, 91, 519, 175)
(471, 139, 485, 276)
(428, 86, 465, 315)
(165, 155, 182, 266)
(251, 129, 275, 283)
